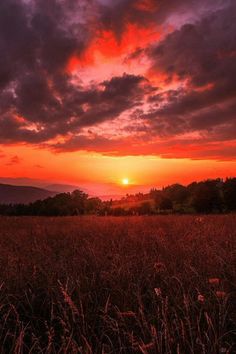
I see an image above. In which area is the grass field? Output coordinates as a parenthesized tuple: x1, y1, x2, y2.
(0, 215, 235, 353)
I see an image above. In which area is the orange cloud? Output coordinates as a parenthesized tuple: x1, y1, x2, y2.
(67, 23, 161, 72)
(194, 82, 215, 92)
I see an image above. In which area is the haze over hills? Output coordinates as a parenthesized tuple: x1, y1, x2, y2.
(46, 184, 87, 193)
(0, 178, 89, 195)
(0, 182, 124, 204)
(0, 184, 56, 204)
(0, 177, 47, 188)
(0, 178, 126, 198)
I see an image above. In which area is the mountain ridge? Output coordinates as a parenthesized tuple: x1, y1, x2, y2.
(0, 183, 56, 204)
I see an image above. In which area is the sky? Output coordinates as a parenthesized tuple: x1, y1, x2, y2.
(0, 0, 236, 195)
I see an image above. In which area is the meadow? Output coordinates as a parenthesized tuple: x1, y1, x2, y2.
(0, 215, 235, 353)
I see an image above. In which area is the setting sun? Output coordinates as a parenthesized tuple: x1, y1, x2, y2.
(122, 178, 129, 185)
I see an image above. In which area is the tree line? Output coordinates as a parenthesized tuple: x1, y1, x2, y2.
(0, 178, 236, 216)
(150, 178, 236, 214)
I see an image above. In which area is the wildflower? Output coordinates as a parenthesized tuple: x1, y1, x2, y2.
(208, 278, 220, 286)
(154, 262, 166, 272)
(216, 291, 226, 299)
(196, 217, 203, 223)
(198, 294, 205, 303)
(154, 287, 162, 297)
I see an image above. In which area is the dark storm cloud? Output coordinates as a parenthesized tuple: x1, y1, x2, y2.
(78, 74, 152, 127)
(97, 0, 224, 38)
(52, 134, 122, 153)
(0, 71, 151, 143)
(0, 0, 235, 160)
(0, 0, 155, 145)
(0, 0, 87, 87)
(149, 2, 236, 89)
(143, 2, 236, 140)
(0, 0, 88, 142)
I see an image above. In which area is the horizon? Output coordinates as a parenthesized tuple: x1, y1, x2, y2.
(1, 155, 236, 196)
(0, 175, 234, 200)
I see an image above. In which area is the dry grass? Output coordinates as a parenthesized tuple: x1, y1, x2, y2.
(0, 215, 235, 353)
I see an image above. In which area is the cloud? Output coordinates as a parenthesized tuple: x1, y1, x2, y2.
(142, 2, 236, 141)
(0, 0, 155, 145)
(97, 0, 222, 38)
(0, 151, 6, 159)
(51, 132, 236, 161)
(6, 155, 22, 166)
(149, 3, 236, 88)
(0, 0, 90, 141)
(0, 0, 235, 161)
(0, 72, 153, 145)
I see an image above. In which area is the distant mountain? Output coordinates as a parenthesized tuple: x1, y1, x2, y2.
(0, 183, 56, 204)
(0, 179, 89, 194)
(0, 177, 47, 187)
(46, 184, 85, 193)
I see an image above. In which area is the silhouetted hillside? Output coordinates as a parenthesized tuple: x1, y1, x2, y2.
(0, 184, 56, 204)
(46, 184, 84, 193)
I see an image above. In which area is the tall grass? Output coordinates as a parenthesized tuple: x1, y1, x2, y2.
(0, 215, 235, 353)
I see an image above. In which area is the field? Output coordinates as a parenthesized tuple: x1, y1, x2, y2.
(0, 216, 235, 353)
(112, 198, 154, 210)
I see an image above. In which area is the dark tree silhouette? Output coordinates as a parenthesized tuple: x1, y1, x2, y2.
(223, 178, 236, 211)
(189, 180, 222, 213)
(163, 184, 189, 204)
(159, 197, 173, 211)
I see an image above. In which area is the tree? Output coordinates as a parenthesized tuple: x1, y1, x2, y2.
(159, 197, 173, 211)
(163, 184, 189, 204)
(189, 180, 223, 213)
(138, 202, 152, 215)
(223, 178, 236, 211)
(85, 197, 102, 214)
(151, 190, 163, 210)
(71, 190, 89, 215)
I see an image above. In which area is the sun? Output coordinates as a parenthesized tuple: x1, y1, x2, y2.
(122, 178, 129, 185)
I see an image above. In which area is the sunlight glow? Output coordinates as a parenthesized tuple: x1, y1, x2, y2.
(122, 178, 129, 185)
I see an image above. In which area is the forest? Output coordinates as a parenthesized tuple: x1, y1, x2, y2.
(0, 178, 236, 216)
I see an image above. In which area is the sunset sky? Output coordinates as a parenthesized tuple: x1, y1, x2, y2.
(0, 0, 236, 195)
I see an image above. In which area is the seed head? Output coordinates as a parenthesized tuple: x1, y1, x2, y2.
(197, 294, 205, 303)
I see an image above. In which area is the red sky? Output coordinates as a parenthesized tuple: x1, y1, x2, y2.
(0, 0, 236, 195)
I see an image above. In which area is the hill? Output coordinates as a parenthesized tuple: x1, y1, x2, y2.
(46, 183, 87, 193)
(0, 183, 56, 204)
